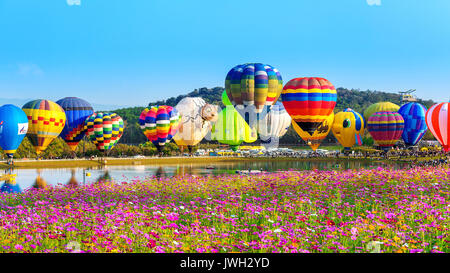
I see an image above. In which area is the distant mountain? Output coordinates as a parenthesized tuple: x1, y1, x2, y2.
(115, 87, 436, 144)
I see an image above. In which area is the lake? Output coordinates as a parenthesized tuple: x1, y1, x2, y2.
(1, 159, 407, 192)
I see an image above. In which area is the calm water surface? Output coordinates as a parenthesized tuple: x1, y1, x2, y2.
(2, 159, 407, 192)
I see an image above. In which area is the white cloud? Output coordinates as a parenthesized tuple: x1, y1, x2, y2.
(367, 0, 381, 6)
(67, 0, 81, 6)
(17, 63, 44, 76)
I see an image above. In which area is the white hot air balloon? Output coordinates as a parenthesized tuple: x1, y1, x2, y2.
(257, 101, 291, 149)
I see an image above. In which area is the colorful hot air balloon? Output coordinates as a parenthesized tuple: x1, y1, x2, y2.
(398, 102, 428, 146)
(367, 111, 404, 150)
(364, 102, 400, 122)
(282, 77, 337, 148)
(56, 97, 94, 152)
(0, 104, 28, 160)
(291, 112, 334, 151)
(22, 99, 66, 156)
(173, 97, 218, 152)
(257, 101, 291, 148)
(426, 102, 449, 152)
(225, 63, 283, 126)
(84, 112, 124, 154)
(332, 108, 365, 150)
(139, 106, 181, 153)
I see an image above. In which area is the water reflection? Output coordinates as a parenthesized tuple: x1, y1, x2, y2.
(1, 159, 406, 192)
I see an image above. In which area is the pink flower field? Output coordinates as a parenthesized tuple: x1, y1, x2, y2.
(1, 166, 449, 253)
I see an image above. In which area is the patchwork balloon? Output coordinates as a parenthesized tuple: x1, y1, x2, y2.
(84, 112, 124, 153)
(139, 106, 181, 152)
(398, 102, 428, 146)
(425, 102, 449, 152)
(225, 63, 283, 126)
(0, 104, 29, 159)
(56, 97, 94, 152)
(282, 77, 337, 147)
(332, 108, 365, 150)
(22, 99, 66, 155)
(367, 111, 404, 150)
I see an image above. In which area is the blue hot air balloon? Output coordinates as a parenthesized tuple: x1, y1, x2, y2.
(56, 97, 94, 152)
(398, 102, 428, 146)
(0, 104, 29, 159)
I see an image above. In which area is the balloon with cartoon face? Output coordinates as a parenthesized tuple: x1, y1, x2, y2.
(332, 108, 365, 150)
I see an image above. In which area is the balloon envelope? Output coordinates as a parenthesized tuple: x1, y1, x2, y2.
(173, 97, 218, 147)
(0, 104, 28, 158)
(292, 112, 334, 151)
(332, 108, 365, 150)
(425, 102, 449, 152)
(398, 102, 428, 146)
(84, 112, 124, 153)
(367, 111, 404, 149)
(364, 102, 400, 122)
(56, 97, 94, 151)
(257, 101, 291, 146)
(139, 106, 181, 150)
(22, 99, 66, 155)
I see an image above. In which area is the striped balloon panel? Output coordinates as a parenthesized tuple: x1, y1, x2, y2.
(22, 99, 66, 155)
(425, 102, 449, 152)
(367, 112, 404, 147)
(363, 102, 400, 122)
(281, 77, 336, 135)
(84, 112, 124, 152)
(139, 106, 181, 148)
(398, 102, 428, 146)
(56, 97, 94, 151)
(225, 63, 282, 113)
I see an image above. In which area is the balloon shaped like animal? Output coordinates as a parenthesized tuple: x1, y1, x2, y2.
(84, 112, 124, 154)
(22, 99, 66, 155)
(139, 106, 181, 152)
(426, 102, 449, 152)
(56, 97, 94, 152)
(291, 112, 334, 151)
(398, 102, 428, 146)
(332, 108, 365, 150)
(367, 111, 404, 150)
(364, 102, 400, 122)
(225, 63, 283, 126)
(173, 97, 218, 150)
(257, 101, 291, 148)
(0, 104, 28, 159)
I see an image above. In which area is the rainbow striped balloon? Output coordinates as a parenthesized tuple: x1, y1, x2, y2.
(139, 106, 180, 151)
(281, 77, 337, 136)
(84, 112, 124, 153)
(367, 111, 404, 149)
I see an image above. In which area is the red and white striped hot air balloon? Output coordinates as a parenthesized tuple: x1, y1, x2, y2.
(425, 102, 449, 152)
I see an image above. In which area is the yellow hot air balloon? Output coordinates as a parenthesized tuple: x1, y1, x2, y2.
(291, 112, 334, 151)
(22, 99, 66, 156)
(363, 102, 399, 122)
(332, 108, 365, 150)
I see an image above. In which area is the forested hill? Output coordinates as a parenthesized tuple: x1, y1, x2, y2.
(114, 87, 435, 144)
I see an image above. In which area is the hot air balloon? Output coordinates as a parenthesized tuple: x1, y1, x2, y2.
(56, 97, 94, 153)
(364, 102, 400, 122)
(139, 106, 181, 154)
(425, 102, 449, 152)
(211, 92, 257, 151)
(331, 108, 365, 150)
(84, 113, 124, 154)
(398, 102, 428, 146)
(0, 104, 28, 162)
(225, 63, 283, 126)
(22, 99, 66, 157)
(291, 112, 334, 151)
(257, 101, 291, 148)
(281, 77, 337, 148)
(173, 97, 218, 153)
(367, 111, 404, 150)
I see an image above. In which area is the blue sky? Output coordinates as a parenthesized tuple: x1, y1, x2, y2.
(0, 0, 449, 108)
